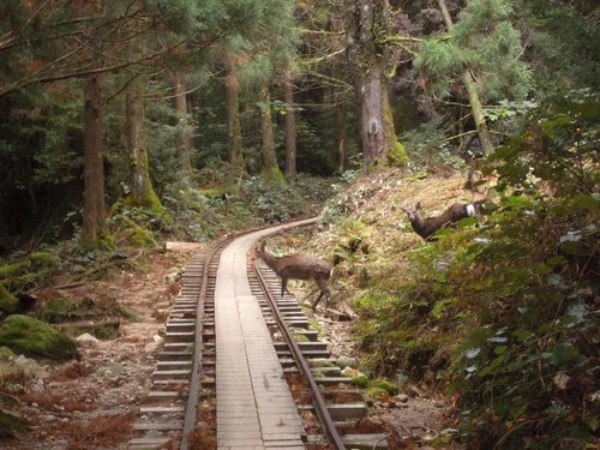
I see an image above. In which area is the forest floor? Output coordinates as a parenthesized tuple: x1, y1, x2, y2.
(1, 170, 472, 449)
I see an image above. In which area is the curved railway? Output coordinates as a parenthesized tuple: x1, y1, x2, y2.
(128, 218, 389, 450)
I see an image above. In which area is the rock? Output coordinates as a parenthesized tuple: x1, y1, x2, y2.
(75, 333, 99, 346)
(336, 356, 357, 369)
(396, 394, 409, 403)
(165, 270, 181, 284)
(0, 315, 77, 361)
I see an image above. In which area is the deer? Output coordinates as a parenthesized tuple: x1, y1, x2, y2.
(401, 171, 490, 240)
(255, 241, 332, 310)
(400, 201, 485, 240)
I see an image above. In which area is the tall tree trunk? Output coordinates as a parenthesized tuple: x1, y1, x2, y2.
(74, 0, 107, 244)
(330, 2, 347, 173)
(284, 72, 297, 178)
(334, 98, 346, 172)
(169, 70, 193, 171)
(82, 74, 107, 242)
(437, 0, 494, 156)
(125, 74, 163, 211)
(259, 83, 281, 178)
(225, 59, 245, 176)
(347, 0, 394, 170)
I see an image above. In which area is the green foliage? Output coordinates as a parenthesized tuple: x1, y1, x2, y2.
(353, 95, 600, 447)
(415, 0, 533, 102)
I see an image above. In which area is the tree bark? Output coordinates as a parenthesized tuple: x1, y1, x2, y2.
(437, 0, 495, 156)
(125, 74, 163, 210)
(225, 59, 245, 175)
(82, 74, 107, 243)
(75, 0, 107, 244)
(334, 94, 346, 173)
(259, 83, 280, 176)
(284, 72, 297, 178)
(347, 0, 394, 170)
(169, 70, 193, 171)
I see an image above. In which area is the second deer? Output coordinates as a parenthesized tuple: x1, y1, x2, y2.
(256, 241, 332, 309)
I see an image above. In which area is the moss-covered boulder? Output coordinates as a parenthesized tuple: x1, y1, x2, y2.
(0, 315, 77, 361)
(0, 284, 18, 316)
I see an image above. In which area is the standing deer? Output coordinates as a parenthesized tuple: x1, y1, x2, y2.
(256, 241, 332, 309)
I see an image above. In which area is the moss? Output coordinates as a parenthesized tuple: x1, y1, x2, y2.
(37, 298, 77, 323)
(0, 261, 30, 278)
(351, 373, 369, 388)
(0, 284, 18, 316)
(369, 378, 399, 395)
(0, 315, 77, 361)
(129, 226, 157, 248)
(365, 387, 389, 399)
(342, 366, 369, 387)
(387, 141, 409, 168)
(261, 166, 286, 185)
(199, 188, 227, 197)
(28, 251, 60, 269)
(60, 321, 120, 340)
(293, 333, 310, 343)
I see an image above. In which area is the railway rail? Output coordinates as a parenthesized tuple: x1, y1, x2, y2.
(128, 219, 389, 449)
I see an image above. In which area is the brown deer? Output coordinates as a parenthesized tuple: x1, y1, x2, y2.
(256, 241, 332, 309)
(401, 170, 492, 240)
(400, 201, 485, 240)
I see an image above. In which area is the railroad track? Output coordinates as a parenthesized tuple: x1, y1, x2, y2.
(128, 220, 390, 449)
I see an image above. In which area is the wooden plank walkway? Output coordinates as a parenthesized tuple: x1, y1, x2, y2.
(215, 220, 316, 449)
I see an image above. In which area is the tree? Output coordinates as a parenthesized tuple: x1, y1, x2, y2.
(346, 0, 398, 170)
(223, 51, 246, 177)
(284, 72, 297, 178)
(416, 0, 533, 155)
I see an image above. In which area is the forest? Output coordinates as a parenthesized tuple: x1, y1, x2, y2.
(0, 0, 599, 448)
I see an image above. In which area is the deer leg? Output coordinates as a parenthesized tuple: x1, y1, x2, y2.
(281, 277, 288, 297)
(312, 292, 324, 310)
(312, 279, 330, 310)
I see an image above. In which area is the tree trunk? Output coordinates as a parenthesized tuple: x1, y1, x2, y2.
(284, 72, 297, 178)
(169, 70, 193, 171)
(125, 74, 163, 211)
(437, 0, 495, 156)
(225, 59, 245, 175)
(75, 0, 107, 244)
(347, 0, 394, 170)
(82, 74, 107, 243)
(333, 93, 346, 173)
(259, 83, 281, 178)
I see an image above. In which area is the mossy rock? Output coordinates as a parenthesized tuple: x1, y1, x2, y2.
(369, 378, 399, 396)
(0, 284, 18, 316)
(365, 387, 389, 400)
(0, 315, 77, 361)
(341, 366, 369, 388)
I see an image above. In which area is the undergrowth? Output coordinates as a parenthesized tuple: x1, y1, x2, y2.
(351, 97, 600, 448)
